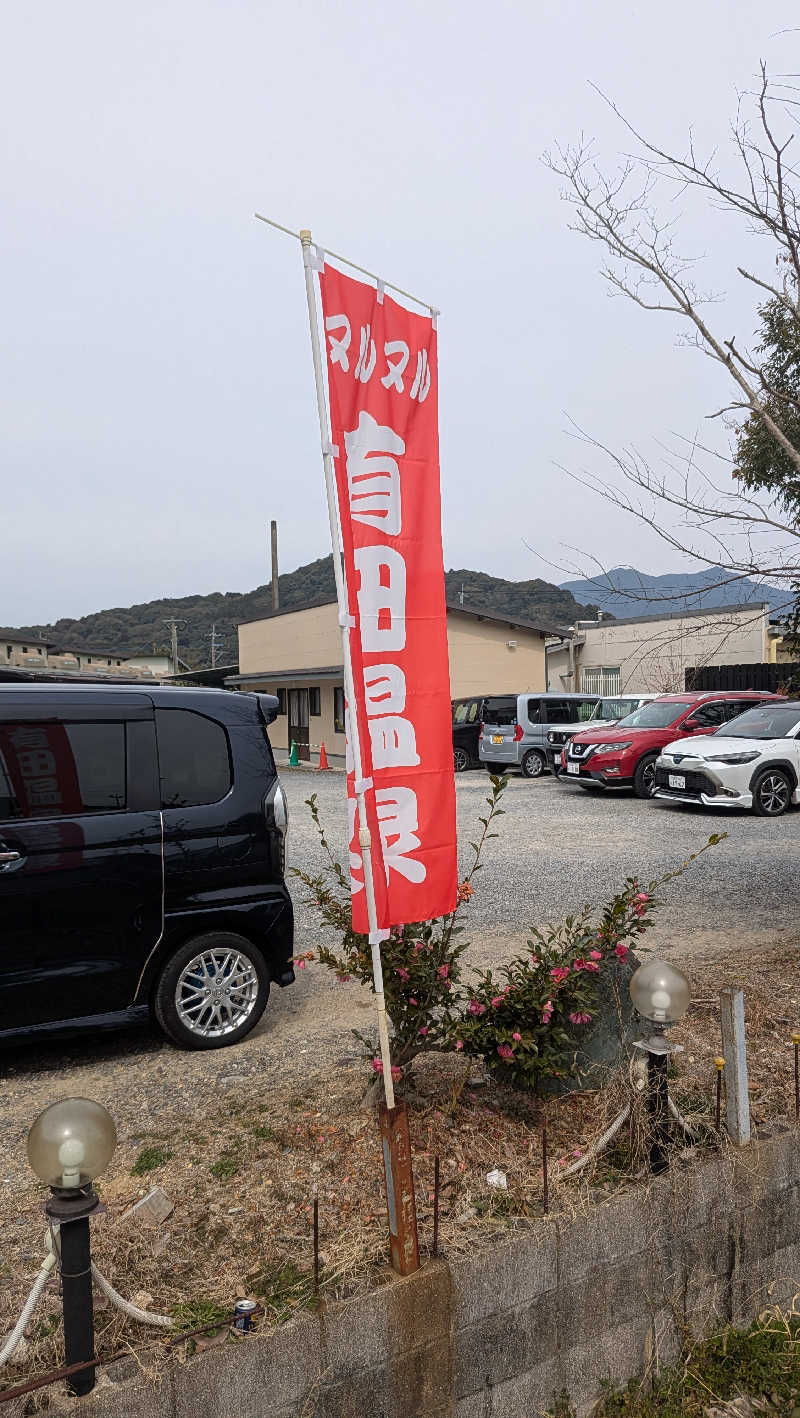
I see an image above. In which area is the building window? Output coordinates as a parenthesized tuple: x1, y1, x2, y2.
(581, 666, 621, 696)
(309, 687, 321, 716)
(276, 688, 287, 716)
(87, 657, 92, 665)
(22, 647, 28, 654)
(37, 647, 43, 655)
(334, 686, 346, 735)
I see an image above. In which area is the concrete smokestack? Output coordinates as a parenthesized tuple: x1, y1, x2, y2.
(270, 520, 279, 611)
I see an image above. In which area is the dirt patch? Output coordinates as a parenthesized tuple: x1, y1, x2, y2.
(2, 941, 800, 1394)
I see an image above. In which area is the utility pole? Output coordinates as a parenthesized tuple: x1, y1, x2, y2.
(162, 619, 184, 675)
(207, 623, 224, 669)
(270, 520, 280, 611)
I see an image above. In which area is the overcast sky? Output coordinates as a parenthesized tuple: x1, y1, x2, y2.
(1, 1, 796, 626)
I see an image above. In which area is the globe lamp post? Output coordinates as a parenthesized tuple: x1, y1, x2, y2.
(27, 1098, 117, 1394)
(629, 961, 691, 1175)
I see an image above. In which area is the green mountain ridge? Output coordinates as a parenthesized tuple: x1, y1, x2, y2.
(11, 556, 593, 668)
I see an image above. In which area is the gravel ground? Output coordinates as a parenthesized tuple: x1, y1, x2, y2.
(2, 766, 798, 1192)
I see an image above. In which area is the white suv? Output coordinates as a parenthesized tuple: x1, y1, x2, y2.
(655, 700, 800, 816)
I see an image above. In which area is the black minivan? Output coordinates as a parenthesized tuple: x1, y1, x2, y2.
(0, 684, 294, 1050)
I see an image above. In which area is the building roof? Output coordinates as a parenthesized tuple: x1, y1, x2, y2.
(226, 665, 343, 688)
(237, 596, 563, 638)
(550, 601, 772, 638)
(0, 630, 56, 647)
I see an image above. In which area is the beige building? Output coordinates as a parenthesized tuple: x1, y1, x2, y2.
(230, 597, 557, 760)
(546, 602, 783, 695)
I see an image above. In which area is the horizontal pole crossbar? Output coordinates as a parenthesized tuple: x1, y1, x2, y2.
(254, 213, 439, 315)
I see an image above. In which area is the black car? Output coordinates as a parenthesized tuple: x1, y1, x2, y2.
(452, 696, 485, 772)
(0, 684, 293, 1049)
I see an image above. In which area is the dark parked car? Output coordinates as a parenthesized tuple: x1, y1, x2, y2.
(452, 695, 486, 771)
(0, 684, 293, 1049)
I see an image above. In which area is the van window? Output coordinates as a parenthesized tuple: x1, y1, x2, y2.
(156, 709, 232, 808)
(484, 697, 517, 726)
(576, 698, 602, 722)
(454, 699, 480, 724)
(543, 699, 580, 724)
(0, 721, 127, 817)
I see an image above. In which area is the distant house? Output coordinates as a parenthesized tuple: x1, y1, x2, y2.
(0, 631, 171, 682)
(227, 597, 560, 761)
(545, 602, 784, 695)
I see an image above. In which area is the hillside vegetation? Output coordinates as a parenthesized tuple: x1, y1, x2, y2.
(13, 557, 592, 668)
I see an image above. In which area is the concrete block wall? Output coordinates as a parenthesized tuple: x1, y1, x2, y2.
(44, 1131, 800, 1418)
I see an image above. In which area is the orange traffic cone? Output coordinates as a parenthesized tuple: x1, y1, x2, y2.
(317, 741, 331, 771)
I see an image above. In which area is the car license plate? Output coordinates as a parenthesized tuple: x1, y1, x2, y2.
(491, 735, 503, 744)
(668, 774, 686, 789)
(567, 762, 580, 776)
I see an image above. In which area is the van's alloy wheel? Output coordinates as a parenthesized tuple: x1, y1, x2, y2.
(751, 769, 792, 817)
(521, 749, 546, 778)
(154, 932, 270, 1049)
(453, 746, 470, 772)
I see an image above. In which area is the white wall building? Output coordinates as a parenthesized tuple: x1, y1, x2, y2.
(546, 602, 782, 695)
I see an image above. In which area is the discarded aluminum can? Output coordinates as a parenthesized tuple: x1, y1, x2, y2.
(233, 1299, 258, 1332)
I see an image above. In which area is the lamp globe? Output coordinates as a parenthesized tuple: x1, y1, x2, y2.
(27, 1098, 117, 1191)
(629, 960, 690, 1026)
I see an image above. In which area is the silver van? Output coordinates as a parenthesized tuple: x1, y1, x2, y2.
(479, 693, 604, 778)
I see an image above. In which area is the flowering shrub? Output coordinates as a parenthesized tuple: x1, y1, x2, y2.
(452, 832, 726, 1091)
(294, 776, 725, 1094)
(451, 880, 657, 1091)
(291, 776, 506, 1075)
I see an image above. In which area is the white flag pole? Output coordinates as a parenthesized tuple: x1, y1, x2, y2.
(298, 228, 396, 1110)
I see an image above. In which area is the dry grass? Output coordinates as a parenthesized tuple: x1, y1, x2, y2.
(3, 942, 800, 1397)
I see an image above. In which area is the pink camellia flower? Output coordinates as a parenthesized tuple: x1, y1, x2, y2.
(437, 964, 450, 980)
(529, 953, 539, 965)
(490, 995, 505, 1008)
(635, 892, 649, 903)
(542, 1000, 554, 1023)
(573, 957, 588, 972)
(413, 941, 425, 952)
(454, 1039, 464, 1051)
(419, 1026, 429, 1037)
(569, 1011, 593, 1025)
(297, 959, 307, 970)
(497, 1043, 514, 1061)
(395, 967, 410, 982)
(391, 1066, 403, 1081)
(468, 998, 487, 1017)
(582, 961, 600, 973)
(550, 966, 570, 984)
(615, 943, 629, 961)
(372, 1057, 383, 1073)
(512, 1031, 522, 1042)
(408, 997, 418, 1006)
(633, 903, 646, 918)
(590, 949, 603, 961)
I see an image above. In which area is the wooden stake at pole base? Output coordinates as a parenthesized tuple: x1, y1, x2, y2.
(378, 1100, 420, 1276)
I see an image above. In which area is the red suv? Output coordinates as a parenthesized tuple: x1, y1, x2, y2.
(561, 691, 781, 799)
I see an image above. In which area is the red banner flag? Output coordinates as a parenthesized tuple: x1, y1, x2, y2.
(318, 264, 458, 932)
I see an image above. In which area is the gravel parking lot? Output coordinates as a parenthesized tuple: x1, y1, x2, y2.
(291, 765, 800, 957)
(2, 766, 798, 1187)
